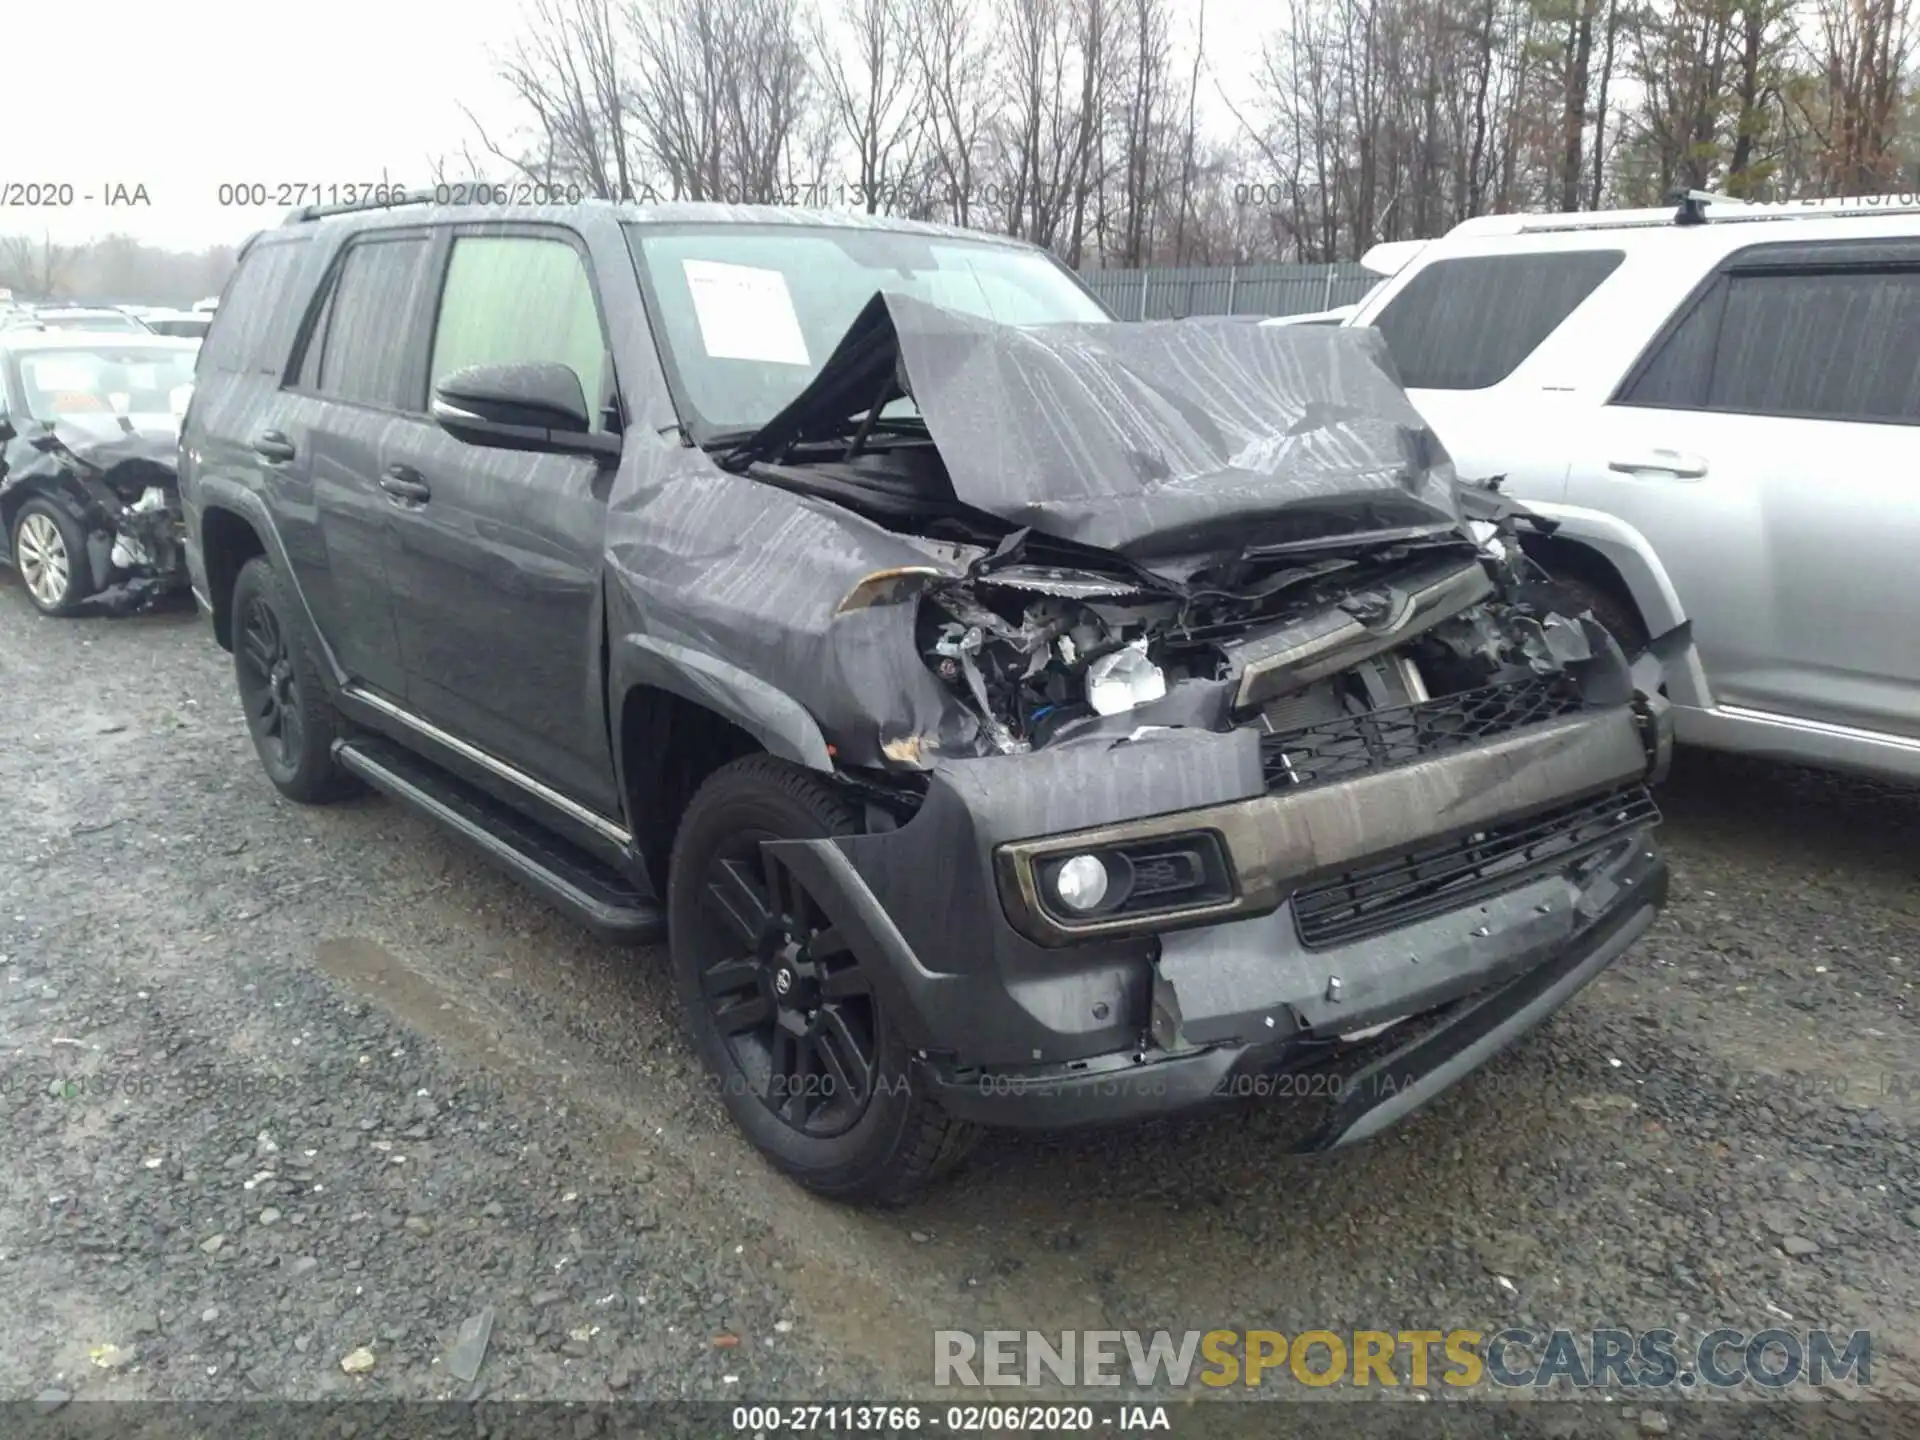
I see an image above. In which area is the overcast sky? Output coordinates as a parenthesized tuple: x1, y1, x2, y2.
(10, 0, 1271, 251)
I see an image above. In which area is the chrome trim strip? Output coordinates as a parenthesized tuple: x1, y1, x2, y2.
(1228, 561, 1495, 710)
(1716, 704, 1920, 752)
(998, 706, 1651, 947)
(341, 686, 632, 845)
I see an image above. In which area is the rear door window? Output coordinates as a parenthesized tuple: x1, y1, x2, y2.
(427, 233, 611, 429)
(1372, 250, 1624, 390)
(310, 234, 435, 410)
(1618, 249, 1920, 424)
(1706, 269, 1920, 423)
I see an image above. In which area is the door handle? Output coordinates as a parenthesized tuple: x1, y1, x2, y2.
(1608, 449, 1707, 479)
(253, 430, 296, 464)
(379, 465, 431, 504)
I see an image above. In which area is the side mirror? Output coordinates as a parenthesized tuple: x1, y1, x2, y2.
(431, 361, 621, 463)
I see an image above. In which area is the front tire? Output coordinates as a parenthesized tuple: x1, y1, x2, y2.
(230, 555, 355, 803)
(11, 497, 95, 616)
(668, 755, 977, 1205)
(1556, 575, 1649, 658)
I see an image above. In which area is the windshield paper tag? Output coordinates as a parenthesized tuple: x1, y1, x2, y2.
(682, 259, 810, 366)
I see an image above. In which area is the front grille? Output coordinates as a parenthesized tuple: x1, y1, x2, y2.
(1257, 675, 1587, 791)
(1291, 786, 1660, 949)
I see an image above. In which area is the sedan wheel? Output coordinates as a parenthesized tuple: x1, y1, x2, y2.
(16, 511, 72, 608)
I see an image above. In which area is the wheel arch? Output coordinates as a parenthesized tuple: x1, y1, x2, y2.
(1514, 502, 1689, 640)
(190, 481, 341, 688)
(1516, 501, 1712, 707)
(199, 503, 267, 650)
(612, 637, 833, 889)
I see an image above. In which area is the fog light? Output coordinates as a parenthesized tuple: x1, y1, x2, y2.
(1086, 641, 1167, 716)
(1052, 854, 1110, 912)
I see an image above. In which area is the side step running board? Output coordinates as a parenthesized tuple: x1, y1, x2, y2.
(332, 737, 666, 942)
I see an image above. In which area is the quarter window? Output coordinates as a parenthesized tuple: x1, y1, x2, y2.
(312, 235, 434, 409)
(1372, 250, 1624, 390)
(429, 235, 611, 429)
(200, 238, 307, 375)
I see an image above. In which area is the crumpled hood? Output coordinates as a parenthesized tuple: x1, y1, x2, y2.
(740, 291, 1463, 558)
(35, 413, 182, 477)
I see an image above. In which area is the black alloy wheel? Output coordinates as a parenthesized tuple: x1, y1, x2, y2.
(236, 591, 306, 773)
(695, 832, 880, 1138)
(668, 754, 979, 1203)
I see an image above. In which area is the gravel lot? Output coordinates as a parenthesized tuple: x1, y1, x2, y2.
(2, 575, 1915, 1430)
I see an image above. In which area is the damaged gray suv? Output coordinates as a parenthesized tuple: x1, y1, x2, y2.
(179, 198, 1672, 1203)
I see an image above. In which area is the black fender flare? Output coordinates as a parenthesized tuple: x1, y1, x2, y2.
(609, 632, 834, 774)
(192, 476, 348, 689)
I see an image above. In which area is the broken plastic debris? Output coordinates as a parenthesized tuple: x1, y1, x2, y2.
(446, 1307, 494, 1385)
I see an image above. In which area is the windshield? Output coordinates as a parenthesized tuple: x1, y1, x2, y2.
(144, 316, 212, 338)
(627, 223, 1110, 438)
(16, 344, 199, 422)
(37, 312, 149, 334)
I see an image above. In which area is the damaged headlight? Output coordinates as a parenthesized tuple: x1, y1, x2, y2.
(1085, 640, 1167, 716)
(918, 569, 1184, 755)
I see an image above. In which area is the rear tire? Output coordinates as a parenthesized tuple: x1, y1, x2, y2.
(230, 556, 356, 804)
(668, 755, 977, 1205)
(11, 497, 94, 616)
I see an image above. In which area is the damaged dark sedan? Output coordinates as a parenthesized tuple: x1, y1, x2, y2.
(1, 331, 196, 615)
(180, 199, 1670, 1204)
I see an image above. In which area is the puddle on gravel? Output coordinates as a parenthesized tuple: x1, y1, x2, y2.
(312, 932, 959, 1389)
(316, 936, 511, 1062)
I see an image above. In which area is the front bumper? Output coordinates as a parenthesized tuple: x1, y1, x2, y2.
(773, 699, 1669, 1142)
(927, 841, 1664, 1142)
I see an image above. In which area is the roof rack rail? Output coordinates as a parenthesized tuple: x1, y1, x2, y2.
(1507, 190, 1920, 236)
(282, 187, 439, 225)
(1671, 187, 1744, 225)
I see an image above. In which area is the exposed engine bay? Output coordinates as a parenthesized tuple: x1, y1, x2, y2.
(911, 509, 1617, 759)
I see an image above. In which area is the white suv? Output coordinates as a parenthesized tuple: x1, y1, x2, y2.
(1348, 193, 1920, 782)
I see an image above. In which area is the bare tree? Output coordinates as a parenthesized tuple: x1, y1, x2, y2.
(1113, 0, 1175, 264)
(811, 0, 924, 211)
(1174, 0, 1206, 260)
(0, 232, 230, 304)
(1799, 0, 1918, 191)
(436, 0, 1920, 274)
(627, 0, 813, 201)
(0, 232, 75, 299)
(906, 0, 994, 225)
(468, 0, 637, 199)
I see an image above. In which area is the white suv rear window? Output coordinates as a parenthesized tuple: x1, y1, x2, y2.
(1372, 250, 1623, 391)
